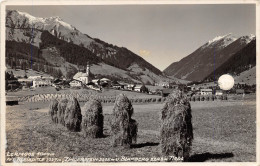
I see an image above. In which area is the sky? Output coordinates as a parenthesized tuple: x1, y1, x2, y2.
(6, 4, 256, 71)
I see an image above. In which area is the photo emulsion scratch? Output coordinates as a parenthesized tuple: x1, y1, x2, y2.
(1, 1, 258, 165)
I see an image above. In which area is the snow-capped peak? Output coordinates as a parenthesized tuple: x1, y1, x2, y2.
(239, 34, 256, 44)
(16, 10, 45, 24)
(202, 33, 237, 49)
(207, 33, 232, 44)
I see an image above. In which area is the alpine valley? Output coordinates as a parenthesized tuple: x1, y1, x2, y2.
(6, 10, 256, 85)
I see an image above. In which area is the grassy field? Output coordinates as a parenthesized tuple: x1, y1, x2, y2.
(5, 97, 256, 162)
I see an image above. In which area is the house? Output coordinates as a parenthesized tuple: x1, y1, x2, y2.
(28, 76, 41, 80)
(161, 89, 174, 97)
(91, 79, 100, 85)
(112, 81, 125, 89)
(200, 89, 213, 95)
(69, 79, 83, 87)
(32, 79, 52, 87)
(215, 90, 223, 96)
(236, 89, 245, 94)
(127, 84, 135, 90)
(18, 78, 32, 87)
(155, 81, 170, 88)
(134, 85, 143, 92)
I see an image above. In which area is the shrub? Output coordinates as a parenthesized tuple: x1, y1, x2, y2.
(110, 94, 138, 148)
(49, 99, 59, 123)
(82, 98, 103, 138)
(57, 99, 68, 126)
(64, 97, 82, 132)
(160, 90, 193, 161)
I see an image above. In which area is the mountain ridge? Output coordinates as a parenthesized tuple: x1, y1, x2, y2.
(164, 33, 255, 82)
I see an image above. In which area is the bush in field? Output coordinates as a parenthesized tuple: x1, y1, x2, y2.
(82, 98, 103, 138)
(160, 90, 193, 161)
(49, 99, 59, 123)
(110, 94, 138, 148)
(157, 98, 162, 103)
(57, 99, 68, 126)
(64, 97, 82, 132)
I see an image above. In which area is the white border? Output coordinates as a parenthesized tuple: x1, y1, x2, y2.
(1, 0, 259, 166)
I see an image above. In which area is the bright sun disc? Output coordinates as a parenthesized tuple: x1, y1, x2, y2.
(218, 74, 235, 90)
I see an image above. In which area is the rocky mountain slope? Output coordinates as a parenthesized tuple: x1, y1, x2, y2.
(6, 10, 171, 84)
(164, 34, 255, 82)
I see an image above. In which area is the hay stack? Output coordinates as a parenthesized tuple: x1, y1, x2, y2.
(82, 98, 103, 138)
(49, 99, 59, 123)
(57, 99, 68, 126)
(160, 90, 193, 161)
(64, 97, 82, 132)
(110, 94, 138, 148)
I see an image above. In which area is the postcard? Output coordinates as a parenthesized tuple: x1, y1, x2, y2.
(1, 0, 259, 165)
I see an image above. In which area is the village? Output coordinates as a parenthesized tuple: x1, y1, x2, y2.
(5, 61, 255, 101)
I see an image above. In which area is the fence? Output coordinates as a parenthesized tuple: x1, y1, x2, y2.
(19, 93, 228, 103)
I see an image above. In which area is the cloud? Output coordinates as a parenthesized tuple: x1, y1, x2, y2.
(139, 50, 151, 56)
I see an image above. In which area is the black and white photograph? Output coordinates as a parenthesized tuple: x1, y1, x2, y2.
(1, 1, 258, 164)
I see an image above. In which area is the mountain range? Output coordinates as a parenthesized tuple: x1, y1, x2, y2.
(164, 33, 256, 82)
(6, 10, 256, 85)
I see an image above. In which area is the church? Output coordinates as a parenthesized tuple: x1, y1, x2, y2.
(72, 63, 91, 86)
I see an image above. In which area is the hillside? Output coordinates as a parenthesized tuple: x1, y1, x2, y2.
(234, 66, 256, 85)
(6, 10, 162, 78)
(164, 34, 255, 82)
(205, 39, 256, 82)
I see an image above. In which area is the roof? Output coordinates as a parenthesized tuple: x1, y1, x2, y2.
(162, 89, 174, 94)
(200, 89, 212, 92)
(73, 72, 88, 79)
(18, 78, 32, 82)
(135, 85, 143, 88)
(100, 78, 110, 81)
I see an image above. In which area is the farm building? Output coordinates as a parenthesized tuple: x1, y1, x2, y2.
(32, 78, 52, 88)
(215, 90, 223, 96)
(200, 89, 213, 95)
(6, 96, 18, 105)
(18, 78, 32, 86)
(236, 89, 245, 94)
(91, 79, 100, 85)
(134, 85, 143, 92)
(69, 79, 83, 87)
(127, 84, 135, 91)
(161, 89, 174, 97)
(155, 81, 170, 88)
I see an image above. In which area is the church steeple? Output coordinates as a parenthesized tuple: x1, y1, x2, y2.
(86, 62, 90, 76)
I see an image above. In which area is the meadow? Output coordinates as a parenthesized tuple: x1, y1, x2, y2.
(5, 94, 256, 162)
